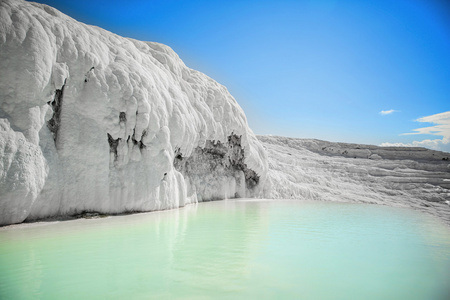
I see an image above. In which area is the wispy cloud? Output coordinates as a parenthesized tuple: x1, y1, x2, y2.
(379, 109, 397, 115)
(381, 111, 450, 152)
(401, 111, 450, 139)
(380, 139, 448, 150)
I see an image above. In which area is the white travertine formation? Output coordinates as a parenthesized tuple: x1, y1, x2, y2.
(260, 136, 450, 225)
(0, 0, 267, 225)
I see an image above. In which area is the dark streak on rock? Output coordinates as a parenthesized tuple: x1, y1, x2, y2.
(47, 79, 66, 144)
(227, 134, 260, 189)
(119, 112, 126, 123)
(130, 128, 146, 150)
(107, 133, 120, 160)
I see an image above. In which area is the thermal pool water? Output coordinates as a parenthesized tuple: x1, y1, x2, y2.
(1, 200, 449, 299)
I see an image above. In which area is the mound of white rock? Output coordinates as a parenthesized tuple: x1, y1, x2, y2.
(260, 136, 450, 225)
(0, 0, 267, 225)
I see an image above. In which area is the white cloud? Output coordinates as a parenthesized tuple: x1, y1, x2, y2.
(380, 139, 449, 151)
(401, 111, 450, 139)
(381, 111, 450, 152)
(379, 109, 397, 115)
(417, 111, 450, 125)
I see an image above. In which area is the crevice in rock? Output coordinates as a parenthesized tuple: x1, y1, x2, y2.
(130, 129, 146, 150)
(47, 79, 66, 143)
(119, 112, 126, 123)
(107, 133, 120, 160)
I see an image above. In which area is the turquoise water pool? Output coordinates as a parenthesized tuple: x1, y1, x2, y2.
(1, 200, 449, 299)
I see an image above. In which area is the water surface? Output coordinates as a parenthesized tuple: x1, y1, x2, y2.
(1, 200, 449, 299)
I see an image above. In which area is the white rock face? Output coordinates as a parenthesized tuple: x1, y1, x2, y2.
(260, 136, 450, 225)
(0, 0, 267, 225)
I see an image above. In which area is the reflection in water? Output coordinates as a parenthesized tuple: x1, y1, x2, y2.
(0, 201, 268, 299)
(0, 200, 450, 299)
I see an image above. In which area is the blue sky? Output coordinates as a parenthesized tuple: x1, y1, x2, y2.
(32, 0, 450, 151)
